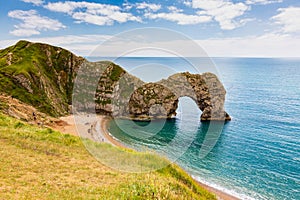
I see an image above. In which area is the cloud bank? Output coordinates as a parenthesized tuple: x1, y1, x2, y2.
(8, 10, 65, 36)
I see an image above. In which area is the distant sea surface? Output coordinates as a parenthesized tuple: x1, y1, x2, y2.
(90, 57, 300, 200)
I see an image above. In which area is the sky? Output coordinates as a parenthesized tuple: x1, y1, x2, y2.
(0, 0, 300, 57)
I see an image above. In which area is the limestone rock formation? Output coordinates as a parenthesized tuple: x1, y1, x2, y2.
(158, 72, 231, 121)
(128, 83, 178, 119)
(0, 40, 230, 121)
(73, 60, 231, 121)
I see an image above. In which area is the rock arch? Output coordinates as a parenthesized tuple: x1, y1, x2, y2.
(128, 83, 178, 119)
(128, 72, 231, 121)
(88, 61, 230, 121)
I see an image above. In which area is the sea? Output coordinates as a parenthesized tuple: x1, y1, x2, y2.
(90, 57, 300, 200)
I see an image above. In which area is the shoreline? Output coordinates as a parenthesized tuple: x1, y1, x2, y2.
(101, 117, 240, 200)
(52, 114, 240, 200)
(98, 116, 128, 149)
(196, 181, 240, 200)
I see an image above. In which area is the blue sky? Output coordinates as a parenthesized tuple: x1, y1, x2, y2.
(1, 0, 300, 57)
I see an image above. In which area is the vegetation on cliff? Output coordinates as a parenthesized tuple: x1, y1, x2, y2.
(0, 40, 84, 116)
(0, 41, 230, 121)
(0, 41, 129, 118)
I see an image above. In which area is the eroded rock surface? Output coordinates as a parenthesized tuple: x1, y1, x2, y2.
(84, 61, 231, 121)
(128, 83, 178, 119)
(0, 40, 230, 121)
(125, 72, 230, 121)
(158, 72, 231, 121)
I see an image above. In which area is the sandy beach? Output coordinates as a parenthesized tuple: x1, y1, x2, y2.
(50, 114, 127, 148)
(51, 114, 240, 200)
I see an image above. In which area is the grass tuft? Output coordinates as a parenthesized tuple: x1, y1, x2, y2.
(0, 112, 216, 199)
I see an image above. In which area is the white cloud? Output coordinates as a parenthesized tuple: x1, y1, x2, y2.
(29, 34, 112, 45)
(145, 12, 212, 25)
(8, 10, 65, 37)
(10, 29, 40, 37)
(44, 1, 141, 26)
(90, 33, 300, 57)
(143, 1, 250, 29)
(44, 1, 77, 14)
(72, 12, 113, 26)
(0, 34, 111, 55)
(272, 7, 300, 33)
(183, 0, 192, 7)
(135, 2, 161, 12)
(197, 33, 300, 57)
(239, 18, 256, 26)
(21, 0, 44, 6)
(246, 0, 282, 5)
(191, 0, 249, 30)
(1, 33, 299, 58)
(122, 2, 133, 11)
(168, 6, 183, 13)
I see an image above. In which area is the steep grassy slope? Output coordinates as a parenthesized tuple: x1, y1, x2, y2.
(0, 41, 131, 118)
(0, 112, 216, 199)
(0, 40, 84, 116)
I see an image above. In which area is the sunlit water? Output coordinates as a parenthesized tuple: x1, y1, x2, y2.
(104, 57, 300, 200)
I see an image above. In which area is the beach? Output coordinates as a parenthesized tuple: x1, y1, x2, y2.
(51, 114, 240, 200)
(50, 114, 127, 148)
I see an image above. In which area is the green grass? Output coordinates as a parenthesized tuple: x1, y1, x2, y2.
(0, 41, 82, 117)
(0, 101, 8, 110)
(109, 63, 125, 81)
(94, 99, 112, 105)
(0, 113, 216, 199)
(0, 73, 54, 116)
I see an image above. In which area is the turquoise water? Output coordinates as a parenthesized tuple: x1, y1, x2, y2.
(107, 57, 300, 200)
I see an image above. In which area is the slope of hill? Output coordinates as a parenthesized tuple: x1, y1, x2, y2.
(0, 112, 215, 199)
(0, 41, 132, 118)
(0, 40, 84, 116)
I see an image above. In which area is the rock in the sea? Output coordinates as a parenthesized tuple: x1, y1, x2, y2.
(92, 65, 231, 121)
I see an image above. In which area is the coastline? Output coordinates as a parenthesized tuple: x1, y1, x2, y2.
(101, 117, 240, 200)
(52, 114, 240, 200)
(97, 116, 128, 149)
(196, 181, 240, 200)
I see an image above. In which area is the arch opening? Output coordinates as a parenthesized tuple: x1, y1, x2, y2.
(176, 96, 202, 121)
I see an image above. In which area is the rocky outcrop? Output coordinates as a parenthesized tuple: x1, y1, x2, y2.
(92, 63, 230, 121)
(0, 40, 230, 121)
(120, 72, 231, 121)
(13, 74, 33, 93)
(128, 83, 178, 119)
(73, 61, 144, 115)
(0, 94, 56, 125)
(158, 72, 231, 121)
(68, 59, 231, 121)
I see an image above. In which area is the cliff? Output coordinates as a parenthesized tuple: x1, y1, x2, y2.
(0, 40, 84, 116)
(0, 41, 230, 121)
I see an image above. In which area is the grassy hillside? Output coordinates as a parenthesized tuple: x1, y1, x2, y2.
(0, 40, 84, 116)
(0, 112, 216, 199)
(0, 41, 132, 118)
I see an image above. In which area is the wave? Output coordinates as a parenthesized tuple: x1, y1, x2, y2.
(192, 175, 265, 200)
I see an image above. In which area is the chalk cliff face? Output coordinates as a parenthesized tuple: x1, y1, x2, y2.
(1, 41, 230, 121)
